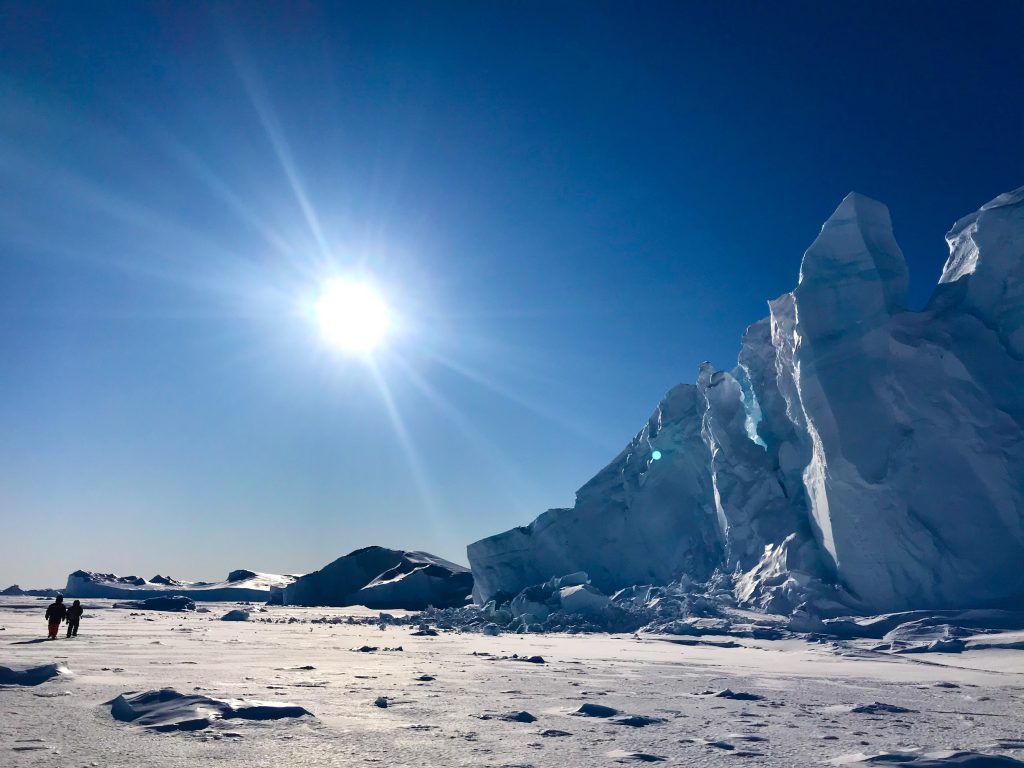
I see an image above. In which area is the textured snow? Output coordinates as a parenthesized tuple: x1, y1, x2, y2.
(2, 596, 1021, 767)
(469, 187, 1024, 615)
(282, 546, 473, 609)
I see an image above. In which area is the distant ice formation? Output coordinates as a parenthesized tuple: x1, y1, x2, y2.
(113, 596, 197, 612)
(64, 569, 297, 602)
(281, 546, 473, 610)
(470, 187, 1024, 616)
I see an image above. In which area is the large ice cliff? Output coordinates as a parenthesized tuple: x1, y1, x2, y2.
(469, 188, 1024, 616)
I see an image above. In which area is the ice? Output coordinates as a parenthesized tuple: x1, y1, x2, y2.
(469, 383, 723, 603)
(282, 547, 473, 609)
(0, 584, 60, 597)
(469, 186, 1024, 616)
(113, 596, 196, 612)
(935, 187, 1024, 357)
(66, 569, 297, 602)
(558, 584, 609, 615)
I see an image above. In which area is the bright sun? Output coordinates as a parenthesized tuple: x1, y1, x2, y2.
(314, 278, 391, 354)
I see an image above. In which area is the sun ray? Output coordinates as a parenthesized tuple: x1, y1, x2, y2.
(420, 348, 613, 449)
(387, 355, 545, 506)
(228, 42, 331, 262)
(365, 360, 448, 543)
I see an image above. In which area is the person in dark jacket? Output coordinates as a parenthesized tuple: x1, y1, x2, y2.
(44, 595, 66, 639)
(65, 600, 83, 638)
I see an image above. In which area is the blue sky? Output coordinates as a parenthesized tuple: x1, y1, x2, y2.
(2, 2, 1022, 588)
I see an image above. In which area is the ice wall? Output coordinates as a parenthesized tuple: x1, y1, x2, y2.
(469, 384, 723, 603)
(469, 187, 1024, 614)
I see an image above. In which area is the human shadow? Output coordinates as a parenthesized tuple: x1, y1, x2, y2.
(10, 638, 51, 645)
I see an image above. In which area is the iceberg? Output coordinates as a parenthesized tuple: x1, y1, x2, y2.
(469, 384, 723, 603)
(65, 569, 298, 602)
(469, 187, 1024, 615)
(282, 546, 473, 610)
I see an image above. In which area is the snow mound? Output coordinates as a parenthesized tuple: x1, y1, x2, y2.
(109, 688, 311, 732)
(67, 569, 297, 602)
(282, 547, 472, 610)
(0, 663, 70, 686)
(469, 186, 1024, 616)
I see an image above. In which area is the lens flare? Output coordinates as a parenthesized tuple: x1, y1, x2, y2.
(314, 278, 390, 354)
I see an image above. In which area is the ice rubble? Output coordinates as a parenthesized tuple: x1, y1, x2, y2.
(281, 546, 473, 610)
(469, 187, 1024, 617)
(65, 569, 297, 602)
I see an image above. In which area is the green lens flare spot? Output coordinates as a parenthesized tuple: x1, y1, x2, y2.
(651, 450, 662, 461)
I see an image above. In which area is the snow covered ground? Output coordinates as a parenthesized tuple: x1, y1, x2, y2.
(2, 597, 1022, 766)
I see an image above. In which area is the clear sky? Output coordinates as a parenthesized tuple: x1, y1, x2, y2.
(2, 2, 1022, 588)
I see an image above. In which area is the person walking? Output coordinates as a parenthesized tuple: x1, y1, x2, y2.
(65, 599, 83, 638)
(44, 595, 66, 640)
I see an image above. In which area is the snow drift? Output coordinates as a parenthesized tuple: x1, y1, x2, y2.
(282, 546, 473, 610)
(0, 662, 70, 686)
(469, 187, 1024, 616)
(109, 688, 311, 732)
(65, 569, 297, 602)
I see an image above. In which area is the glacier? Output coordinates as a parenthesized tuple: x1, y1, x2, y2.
(469, 187, 1024, 616)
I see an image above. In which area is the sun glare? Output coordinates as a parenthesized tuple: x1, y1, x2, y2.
(314, 278, 391, 354)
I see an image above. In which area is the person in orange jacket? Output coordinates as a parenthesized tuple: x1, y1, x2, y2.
(44, 595, 66, 639)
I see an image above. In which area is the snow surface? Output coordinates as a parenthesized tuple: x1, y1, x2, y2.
(469, 187, 1024, 616)
(1, 596, 1021, 766)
